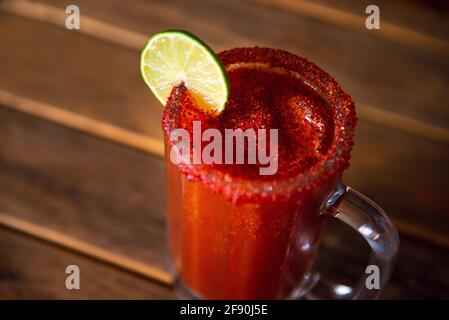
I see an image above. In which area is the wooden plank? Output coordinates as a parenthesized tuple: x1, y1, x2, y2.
(316, 219, 449, 299)
(1, 3, 448, 134)
(140, 0, 449, 127)
(0, 107, 169, 273)
(2, 207, 449, 300)
(1, 107, 449, 298)
(308, 0, 449, 41)
(346, 121, 449, 239)
(0, 12, 163, 139)
(1, 94, 449, 249)
(0, 90, 164, 156)
(0, 101, 448, 251)
(0, 227, 174, 299)
(1, 93, 448, 249)
(20, 0, 449, 52)
(0, 212, 171, 285)
(0, 0, 253, 50)
(252, 0, 449, 53)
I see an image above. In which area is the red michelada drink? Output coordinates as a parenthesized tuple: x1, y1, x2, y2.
(162, 47, 353, 299)
(141, 32, 398, 300)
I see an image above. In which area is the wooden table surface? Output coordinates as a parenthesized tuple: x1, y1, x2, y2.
(0, 0, 448, 299)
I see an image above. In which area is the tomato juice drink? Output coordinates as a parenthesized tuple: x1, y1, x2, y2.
(162, 47, 356, 299)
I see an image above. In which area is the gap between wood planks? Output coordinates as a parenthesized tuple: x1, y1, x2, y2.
(0, 212, 173, 286)
(253, 0, 449, 55)
(2, 0, 448, 55)
(1, 206, 449, 291)
(1, 90, 449, 252)
(0, 0, 448, 144)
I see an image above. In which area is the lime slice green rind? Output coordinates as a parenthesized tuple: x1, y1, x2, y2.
(140, 30, 229, 113)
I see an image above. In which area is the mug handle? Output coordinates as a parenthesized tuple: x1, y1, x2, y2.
(306, 183, 400, 299)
